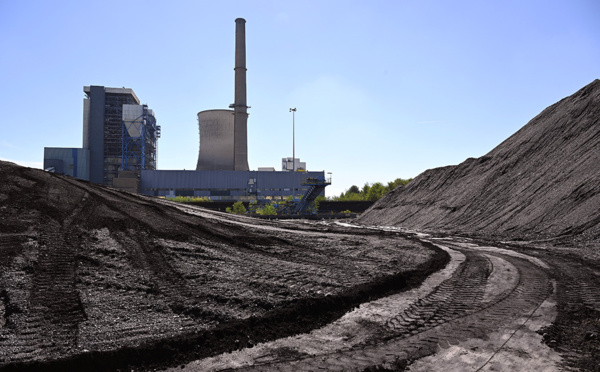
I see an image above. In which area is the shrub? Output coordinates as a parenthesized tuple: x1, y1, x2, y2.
(330, 178, 413, 201)
(167, 196, 212, 203)
(226, 201, 247, 214)
(256, 204, 277, 215)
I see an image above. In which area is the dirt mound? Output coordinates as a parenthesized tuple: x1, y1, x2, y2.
(359, 80, 600, 245)
(0, 161, 443, 371)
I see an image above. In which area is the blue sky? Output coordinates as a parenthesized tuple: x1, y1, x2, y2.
(1, 0, 598, 197)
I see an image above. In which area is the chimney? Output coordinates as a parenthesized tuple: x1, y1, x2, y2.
(232, 17, 249, 171)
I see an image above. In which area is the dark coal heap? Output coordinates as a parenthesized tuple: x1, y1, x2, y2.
(0, 160, 443, 371)
(359, 80, 600, 245)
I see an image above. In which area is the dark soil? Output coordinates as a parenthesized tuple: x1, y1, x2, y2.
(358, 79, 600, 370)
(359, 79, 600, 248)
(0, 160, 445, 371)
(3, 80, 599, 371)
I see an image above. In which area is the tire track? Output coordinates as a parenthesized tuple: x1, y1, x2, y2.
(193, 242, 552, 371)
(0, 192, 91, 364)
(539, 254, 600, 370)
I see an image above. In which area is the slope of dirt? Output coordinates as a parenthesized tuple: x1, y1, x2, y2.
(359, 79, 600, 247)
(175, 236, 557, 372)
(172, 226, 600, 372)
(0, 160, 445, 371)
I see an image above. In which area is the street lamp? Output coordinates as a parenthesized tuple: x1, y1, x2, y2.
(289, 108, 297, 202)
(289, 108, 296, 172)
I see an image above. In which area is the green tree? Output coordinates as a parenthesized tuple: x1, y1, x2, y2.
(328, 177, 412, 202)
(347, 185, 360, 194)
(256, 203, 277, 215)
(361, 183, 371, 197)
(226, 201, 247, 214)
(366, 182, 386, 201)
(385, 178, 412, 193)
(330, 189, 365, 201)
(344, 192, 365, 201)
(313, 195, 326, 212)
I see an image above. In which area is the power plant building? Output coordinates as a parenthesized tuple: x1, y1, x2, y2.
(140, 170, 325, 200)
(282, 158, 306, 172)
(43, 19, 330, 202)
(84, 86, 160, 185)
(43, 148, 90, 180)
(44, 86, 160, 188)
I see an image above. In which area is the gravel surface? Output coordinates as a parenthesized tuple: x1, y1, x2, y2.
(0, 161, 444, 371)
(2, 81, 599, 371)
(350, 79, 600, 370)
(174, 227, 600, 371)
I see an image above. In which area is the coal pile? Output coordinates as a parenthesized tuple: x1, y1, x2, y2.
(359, 80, 600, 246)
(0, 161, 442, 371)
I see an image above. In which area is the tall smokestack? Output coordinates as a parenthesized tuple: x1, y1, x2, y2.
(232, 17, 249, 171)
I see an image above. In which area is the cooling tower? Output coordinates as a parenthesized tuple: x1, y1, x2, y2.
(196, 18, 249, 171)
(196, 110, 235, 170)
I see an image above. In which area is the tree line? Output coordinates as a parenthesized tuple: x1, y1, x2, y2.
(328, 178, 412, 202)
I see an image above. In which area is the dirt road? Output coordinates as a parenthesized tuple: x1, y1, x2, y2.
(0, 161, 446, 371)
(175, 224, 600, 371)
(2, 160, 600, 371)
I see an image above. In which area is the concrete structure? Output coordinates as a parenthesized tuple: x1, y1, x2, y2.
(282, 158, 306, 172)
(44, 85, 159, 188)
(141, 169, 325, 201)
(197, 18, 249, 171)
(113, 170, 140, 194)
(232, 18, 249, 171)
(121, 104, 160, 173)
(43, 148, 90, 180)
(196, 110, 235, 170)
(83, 85, 143, 185)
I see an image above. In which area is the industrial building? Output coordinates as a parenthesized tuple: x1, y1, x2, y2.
(282, 158, 306, 172)
(140, 170, 325, 201)
(43, 18, 329, 202)
(44, 85, 160, 191)
(43, 148, 90, 181)
(84, 86, 160, 185)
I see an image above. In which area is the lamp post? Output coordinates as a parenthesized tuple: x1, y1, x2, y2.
(289, 108, 296, 202)
(289, 108, 296, 172)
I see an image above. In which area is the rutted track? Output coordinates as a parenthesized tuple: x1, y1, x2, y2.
(0, 188, 92, 365)
(0, 161, 448, 371)
(3, 160, 598, 370)
(184, 238, 554, 371)
(536, 251, 600, 370)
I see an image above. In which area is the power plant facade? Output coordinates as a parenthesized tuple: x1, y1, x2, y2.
(43, 19, 329, 202)
(44, 85, 160, 189)
(84, 86, 160, 185)
(140, 170, 325, 200)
